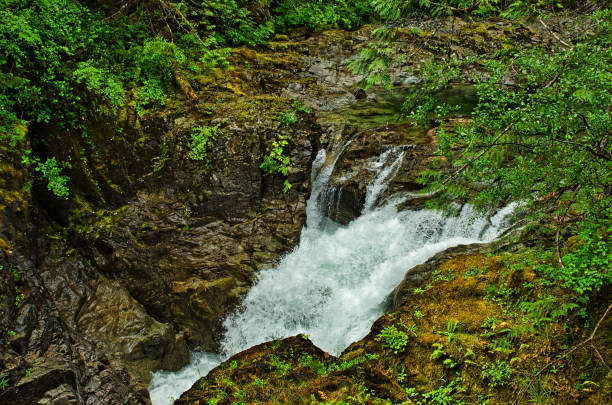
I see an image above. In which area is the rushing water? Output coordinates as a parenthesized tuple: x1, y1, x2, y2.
(149, 142, 514, 405)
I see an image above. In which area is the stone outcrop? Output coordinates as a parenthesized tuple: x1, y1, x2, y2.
(0, 151, 151, 404)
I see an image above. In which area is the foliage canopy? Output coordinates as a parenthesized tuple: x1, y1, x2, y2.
(356, 1, 611, 303)
(0, 0, 373, 197)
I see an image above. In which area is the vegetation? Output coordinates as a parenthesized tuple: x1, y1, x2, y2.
(187, 124, 221, 166)
(274, 0, 373, 31)
(354, 0, 611, 315)
(481, 360, 513, 387)
(0, 0, 373, 198)
(2, 0, 610, 403)
(260, 135, 292, 192)
(377, 324, 409, 353)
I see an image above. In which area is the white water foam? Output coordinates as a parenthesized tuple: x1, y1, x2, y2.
(363, 146, 406, 212)
(149, 352, 221, 404)
(149, 145, 514, 405)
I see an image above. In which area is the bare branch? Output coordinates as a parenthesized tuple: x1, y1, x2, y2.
(555, 225, 564, 267)
(539, 18, 573, 50)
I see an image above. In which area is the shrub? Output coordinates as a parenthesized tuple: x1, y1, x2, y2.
(377, 324, 409, 353)
(187, 124, 221, 166)
(260, 135, 292, 192)
(481, 361, 513, 387)
(30, 157, 71, 199)
(273, 0, 373, 31)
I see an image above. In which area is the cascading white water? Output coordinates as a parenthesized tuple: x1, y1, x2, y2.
(149, 144, 514, 405)
(363, 146, 406, 212)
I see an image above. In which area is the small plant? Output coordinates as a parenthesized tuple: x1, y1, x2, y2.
(429, 343, 459, 369)
(481, 361, 513, 387)
(187, 124, 220, 165)
(443, 357, 458, 369)
(432, 269, 456, 282)
(260, 135, 292, 192)
(2, 265, 20, 283)
(230, 360, 238, 369)
(405, 387, 418, 399)
(414, 310, 424, 319)
(489, 337, 513, 355)
(15, 292, 25, 307)
(422, 377, 466, 405)
(332, 353, 378, 372)
(274, 101, 312, 127)
(275, 110, 298, 126)
(485, 282, 517, 307)
(397, 366, 407, 382)
(0, 376, 8, 390)
(430, 343, 446, 361)
(253, 377, 267, 388)
(299, 354, 326, 376)
(528, 375, 552, 405)
(481, 317, 501, 330)
(221, 376, 234, 388)
(401, 321, 419, 337)
(268, 354, 291, 375)
(22, 156, 72, 199)
(292, 101, 312, 114)
(436, 319, 460, 342)
(464, 265, 484, 278)
(377, 325, 409, 354)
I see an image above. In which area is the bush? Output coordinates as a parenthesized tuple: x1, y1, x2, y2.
(377, 325, 409, 353)
(35, 157, 71, 199)
(187, 124, 221, 166)
(260, 135, 292, 192)
(481, 361, 513, 387)
(273, 0, 373, 31)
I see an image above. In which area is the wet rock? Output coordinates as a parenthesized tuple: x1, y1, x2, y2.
(353, 88, 367, 100)
(0, 142, 151, 404)
(314, 121, 436, 224)
(174, 335, 332, 405)
(392, 73, 420, 86)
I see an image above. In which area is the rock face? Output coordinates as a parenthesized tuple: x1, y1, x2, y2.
(2, 23, 327, 403)
(320, 124, 438, 224)
(392, 242, 493, 309)
(0, 151, 151, 404)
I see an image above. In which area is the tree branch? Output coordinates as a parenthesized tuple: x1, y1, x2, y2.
(551, 137, 612, 161)
(442, 123, 514, 185)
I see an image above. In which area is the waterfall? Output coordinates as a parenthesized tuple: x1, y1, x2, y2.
(148, 144, 514, 405)
(363, 146, 406, 212)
